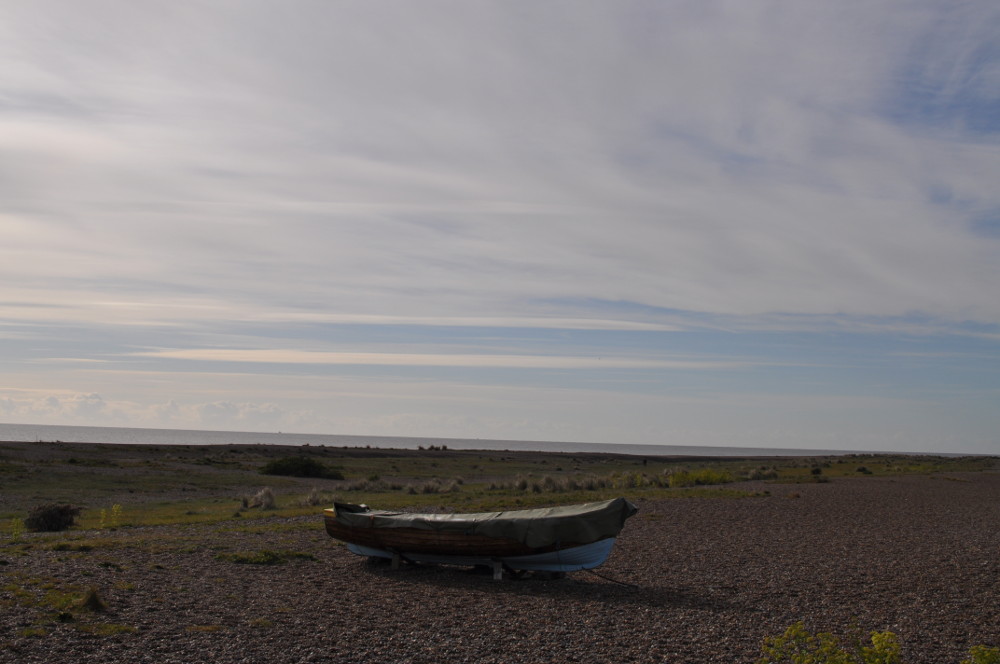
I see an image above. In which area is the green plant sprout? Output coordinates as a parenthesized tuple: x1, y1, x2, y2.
(100, 504, 123, 529)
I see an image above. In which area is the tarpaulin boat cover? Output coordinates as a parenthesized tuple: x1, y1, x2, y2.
(332, 498, 638, 549)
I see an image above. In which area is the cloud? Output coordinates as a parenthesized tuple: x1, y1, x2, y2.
(196, 401, 286, 430)
(67, 393, 107, 418)
(1, 2, 998, 453)
(0, 390, 292, 433)
(1, 1, 997, 328)
(0, 392, 111, 424)
(133, 348, 755, 370)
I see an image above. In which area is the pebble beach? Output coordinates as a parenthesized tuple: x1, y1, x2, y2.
(2, 472, 999, 663)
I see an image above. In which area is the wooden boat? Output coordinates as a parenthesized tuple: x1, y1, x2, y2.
(324, 497, 637, 577)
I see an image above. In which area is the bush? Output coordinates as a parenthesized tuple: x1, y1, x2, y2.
(416, 479, 459, 494)
(759, 622, 900, 664)
(964, 646, 1000, 664)
(25, 504, 82, 532)
(76, 587, 109, 613)
(247, 487, 276, 510)
(344, 478, 403, 492)
(760, 623, 1000, 664)
(259, 457, 344, 480)
(748, 467, 779, 481)
(668, 469, 735, 488)
(303, 487, 326, 506)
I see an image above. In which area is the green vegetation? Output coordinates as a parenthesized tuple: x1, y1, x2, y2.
(964, 646, 1000, 664)
(0, 572, 123, 638)
(8, 518, 25, 541)
(759, 622, 901, 664)
(76, 587, 109, 613)
(668, 468, 735, 487)
(215, 549, 317, 565)
(246, 487, 276, 510)
(260, 456, 344, 479)
(249, 618, 275, 628)
(19, 627, 48, 638)
(759, 623, 1000, 664)
(0, 442, 995, 530)
(76, 623, 138, 636)
(99, 504, 123, 530)
(25, 504, 81, 532)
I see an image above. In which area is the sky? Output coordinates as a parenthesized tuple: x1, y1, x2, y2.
(1, 1, 999, 454)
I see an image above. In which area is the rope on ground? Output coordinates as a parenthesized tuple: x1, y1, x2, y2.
(585, 569, 639, 588)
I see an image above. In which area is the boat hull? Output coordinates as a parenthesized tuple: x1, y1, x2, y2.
(323, 498, 637, 574)
(324, 516, 575, 557)
(344, 537, 617, 572)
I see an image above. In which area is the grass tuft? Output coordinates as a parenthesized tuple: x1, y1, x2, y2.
(246, 488, 276, 510)
(215, 549, 316, 565)
(667, 469, 735, 488)
(76, 623, 137, 636)
(76, 587, 109, 613)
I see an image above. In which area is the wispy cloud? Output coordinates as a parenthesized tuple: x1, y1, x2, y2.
(134, 348, 754, 371)
(1, 1, 998, 452)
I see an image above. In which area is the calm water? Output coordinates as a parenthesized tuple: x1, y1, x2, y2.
(0, 422, 854, 457)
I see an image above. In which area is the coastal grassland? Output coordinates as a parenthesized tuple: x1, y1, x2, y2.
(0, 568, 138, 639)
(1, 455, 998, 664)
(1, 441, 996, 532)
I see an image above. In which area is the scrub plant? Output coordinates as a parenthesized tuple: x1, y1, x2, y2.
(260, 457, 344, 479)
(8, 518, 25, 541)
(247, 488, 276, 510)
(25, 504, 81, 532)
(98, 504, 123, 529)
(759, 623, 999, 664)
(668, 469, 735, 488)
(963, 646, 1000, 664)
(758, 622, 900, 664)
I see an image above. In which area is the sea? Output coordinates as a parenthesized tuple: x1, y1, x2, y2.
(0, 422, 859, 457)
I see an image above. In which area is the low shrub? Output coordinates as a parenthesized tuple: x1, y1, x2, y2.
(343, 478, 404, 492)
(759, 622, 1000, 664)
(759, 622, 899, 664)
(416, 479, 460, 494)
(748, 467, 779, 481)
(964, 646, 1000, 664)
(259, 457, 344, 480)
(9, 517, 25, 540)
(76, 587, 109, 613)
(247, 487, 276, 510)
(99, 504, 123, 529)
(25, 504, 82, 532)
(303, 487, 327, 506)
(668, 469, 735, 488)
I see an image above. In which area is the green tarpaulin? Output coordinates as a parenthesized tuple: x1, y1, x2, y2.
(332, 497, 637, 549)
